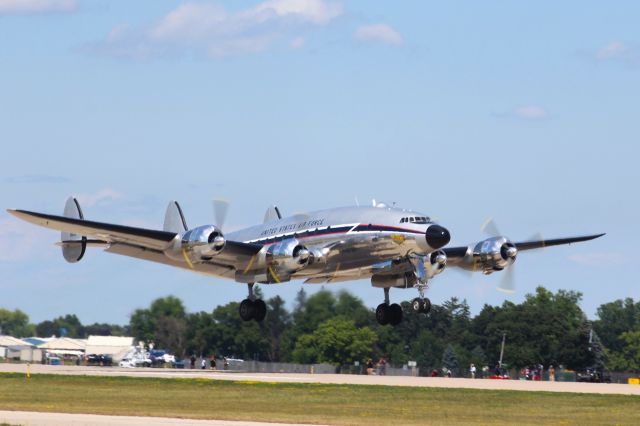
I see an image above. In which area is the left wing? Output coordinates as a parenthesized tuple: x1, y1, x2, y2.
(6, 208, 262, 278)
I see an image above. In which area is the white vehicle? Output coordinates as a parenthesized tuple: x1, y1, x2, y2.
(118, 358, 135, 368)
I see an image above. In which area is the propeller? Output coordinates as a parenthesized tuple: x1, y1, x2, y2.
(212, 199, 229, 230)
(481, 217, 501, 237)
(481, 217, 517, 293)
(497, 262, 515, 293)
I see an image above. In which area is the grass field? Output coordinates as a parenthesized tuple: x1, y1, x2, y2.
(0, 373, 639, 425)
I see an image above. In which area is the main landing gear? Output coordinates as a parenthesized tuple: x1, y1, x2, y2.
(239, 283, 267, 322)
(376, 288, 403, 326)
(375, 276, 432, 326)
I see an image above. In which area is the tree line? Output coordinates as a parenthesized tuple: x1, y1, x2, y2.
(1, 286, 639, 373)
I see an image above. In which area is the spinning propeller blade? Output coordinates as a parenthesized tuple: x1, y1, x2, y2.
(212, 199, 230, 229)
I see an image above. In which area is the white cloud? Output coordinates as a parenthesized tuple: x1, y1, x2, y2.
(354, 23, 402, 46)
(95, 0, 342, 59)
(596, 41, 628, 61)
(513, 105, 548, 120)
(76, 188, 124, 207)
(595, 41, 639, 65)
(0, 0, 76, 15)
(290, 36, 305, 49)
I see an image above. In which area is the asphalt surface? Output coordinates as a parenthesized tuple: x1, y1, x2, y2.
(0, 411, 326, 426)
(2, 363, 639, 395)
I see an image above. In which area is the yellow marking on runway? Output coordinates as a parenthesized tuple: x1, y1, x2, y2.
(268, 265, 281, 283)
(243, 255, 256, 274)
(181, 249, 194, 269)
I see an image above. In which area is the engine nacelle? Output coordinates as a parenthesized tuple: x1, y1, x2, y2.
(164, 225, 225, 263)
(371, 271, 418, 289)
(425, 249, 447, 278)
(266, 238, 311, 273)
(472, 236, 517, 274)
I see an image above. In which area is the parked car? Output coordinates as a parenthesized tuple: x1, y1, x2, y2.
(576, 368, 611, 383)
(172, 359, 186, 369)
(149, 350, 176, 366)
(118, 355, 152, 368)
(86, 354, 113, 366)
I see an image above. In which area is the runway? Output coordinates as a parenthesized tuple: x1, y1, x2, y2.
(1, 363, 639, 396)
(0, 411, 326, 426)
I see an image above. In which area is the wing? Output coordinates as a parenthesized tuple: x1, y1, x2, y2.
(443, 233, 605, 266)
(6, 209, 262, 278)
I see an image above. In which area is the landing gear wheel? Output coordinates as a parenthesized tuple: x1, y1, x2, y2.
(253, 299, 267, 322)
(422, 297, 432, 314)
(412, 298, 432, 314)
(376, 303, 390, 325)
(239, 299, 255, 321)
(389, 303, 403, 326)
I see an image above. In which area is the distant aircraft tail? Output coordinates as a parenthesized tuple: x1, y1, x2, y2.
(61, 196, 87, 263)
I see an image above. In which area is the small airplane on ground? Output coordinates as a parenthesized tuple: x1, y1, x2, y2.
(7, 198, 603, 325)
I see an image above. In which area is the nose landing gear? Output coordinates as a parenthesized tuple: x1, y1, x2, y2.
(412, 281, 432, 314)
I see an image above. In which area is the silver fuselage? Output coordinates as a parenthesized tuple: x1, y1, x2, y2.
(227, 205, 437, 283)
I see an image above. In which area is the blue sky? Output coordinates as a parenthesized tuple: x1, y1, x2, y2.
(1, 0, 638, 325)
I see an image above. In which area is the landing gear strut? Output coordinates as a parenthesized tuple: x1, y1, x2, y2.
(376, 287, 403, 326)
(239, 283, 267, 322)
(410, 255, 432, 314)
(411, 280, 432, 314)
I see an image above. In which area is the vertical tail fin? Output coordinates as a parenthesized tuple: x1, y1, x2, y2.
(164, 201, 188, 233)
(61, 197, 86, 263)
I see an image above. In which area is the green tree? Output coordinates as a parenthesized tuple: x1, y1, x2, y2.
(442, 344, 459, 376)
(291, 318, 377, 366)
(593, 298, 640, 354)
(36, 314, 84, 338)
(608, 330, 640, 372)
(0, 308, 34, 337)
(130, 296, 187, 349)
(263, 296, 291, 361)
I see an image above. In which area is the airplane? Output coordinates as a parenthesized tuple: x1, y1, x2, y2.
(7, 198, 604, 326)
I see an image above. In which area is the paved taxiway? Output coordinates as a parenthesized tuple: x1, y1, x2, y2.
(0, 411, 326, 426)
(1, 363, 639, 395)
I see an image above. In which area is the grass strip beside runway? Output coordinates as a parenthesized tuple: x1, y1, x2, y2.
(0, 373, 638, 425)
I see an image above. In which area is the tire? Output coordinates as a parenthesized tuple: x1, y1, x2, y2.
(412, 298, 423, 312)
(253, 299, 267, 322)
(389, 303, 403, 326)
(423, 298, 432, 314)
(376, 303, 389, 325)
(239, 299, 255, 321)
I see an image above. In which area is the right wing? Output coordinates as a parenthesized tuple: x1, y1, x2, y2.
(443, 233, 605, 268)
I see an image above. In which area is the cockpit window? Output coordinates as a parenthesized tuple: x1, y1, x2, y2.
(400, 216, 431, 224)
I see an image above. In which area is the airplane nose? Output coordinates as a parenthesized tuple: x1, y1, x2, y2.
(425, 225, 451, 249)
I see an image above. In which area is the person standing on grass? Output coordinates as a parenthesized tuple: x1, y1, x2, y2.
(470, 363, 476, 379)
(549, 365, 555, 382)
(190, 354, 196, 369)
(201, 357, 206, 370)
(210, 354, 217, 371)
